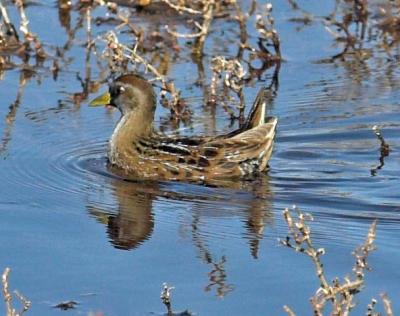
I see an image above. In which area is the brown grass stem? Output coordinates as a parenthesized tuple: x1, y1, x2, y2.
(2, 268, 31, 316)
(281, 206, 381, 315)
(160, 0, 202, 15)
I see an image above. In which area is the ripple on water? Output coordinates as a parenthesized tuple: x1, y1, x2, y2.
(3, 84, 398, 255)
(270, 61, 400, 250)
(5, 137, 107, 195)
(6, 114, 275, 252)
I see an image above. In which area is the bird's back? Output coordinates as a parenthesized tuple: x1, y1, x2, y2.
(121, 88, 277, 182)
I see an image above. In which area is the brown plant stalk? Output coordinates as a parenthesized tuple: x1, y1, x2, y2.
(2, 268, 31, 316)
(280, 206, 388, 316)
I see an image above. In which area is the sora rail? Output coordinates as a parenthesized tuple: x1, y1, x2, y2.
(90, 74, 277, 182)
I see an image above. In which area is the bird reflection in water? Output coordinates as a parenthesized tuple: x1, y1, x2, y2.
(87, 164, 273, 297)
(87, 166, 156, 250)
(244, 175, 273, 259)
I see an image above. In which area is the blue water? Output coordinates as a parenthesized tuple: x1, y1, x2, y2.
(0, 1, 399, 315)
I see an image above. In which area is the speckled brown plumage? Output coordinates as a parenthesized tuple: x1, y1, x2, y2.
(90, 74, 277, 182)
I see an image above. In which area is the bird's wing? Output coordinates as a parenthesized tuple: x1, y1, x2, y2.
(198, 118, 277, 176)
(133, 118, 276, 179)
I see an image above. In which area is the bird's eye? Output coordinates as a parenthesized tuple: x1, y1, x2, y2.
(110, 85, 125, 98)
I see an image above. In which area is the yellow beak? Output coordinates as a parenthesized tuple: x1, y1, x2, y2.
(89, 91, 111, 107)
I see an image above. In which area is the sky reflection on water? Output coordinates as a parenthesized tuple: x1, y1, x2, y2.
(0, 0, 399, 315)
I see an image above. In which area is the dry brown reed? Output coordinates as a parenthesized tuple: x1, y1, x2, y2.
(2, 268, 31, 316)
(90, 0, 282, 122)
(0, 0, 45, 61)
(164, 0, 215, 57)
(286, 0, 400, 63)
(281, 206, 393, 316)
(160, 282, 174, 315)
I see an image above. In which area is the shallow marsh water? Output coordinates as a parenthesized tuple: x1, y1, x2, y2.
(0, 1, 399, 315)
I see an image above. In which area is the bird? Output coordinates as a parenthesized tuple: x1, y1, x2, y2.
(89, 74, 277, 182)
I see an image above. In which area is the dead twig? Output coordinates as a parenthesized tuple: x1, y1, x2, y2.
(165, 0, 215, 57)
(280, 206, 378, 315)
(255, 4, 281, 59)
(160, 282, 174, 315)
(209, 56, 246, 121)
(0, 0, 19, 43)
(370, 125, 390, 176)
(160, 0, 202, 15)
(2, 268, 31, 316)
(283, 305, 297, 316)
(13, 0, 45, 59)
(381, 293, 394, 316)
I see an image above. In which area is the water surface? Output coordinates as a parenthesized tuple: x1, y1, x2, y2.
(0, 1, 399, 315)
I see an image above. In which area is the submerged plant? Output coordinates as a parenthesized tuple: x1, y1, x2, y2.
(371, 125, 390, 176)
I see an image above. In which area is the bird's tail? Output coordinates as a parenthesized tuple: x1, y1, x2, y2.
(244, 88, 268, 129)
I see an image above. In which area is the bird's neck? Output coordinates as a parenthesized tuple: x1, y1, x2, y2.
(108, 110, 154, 163)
